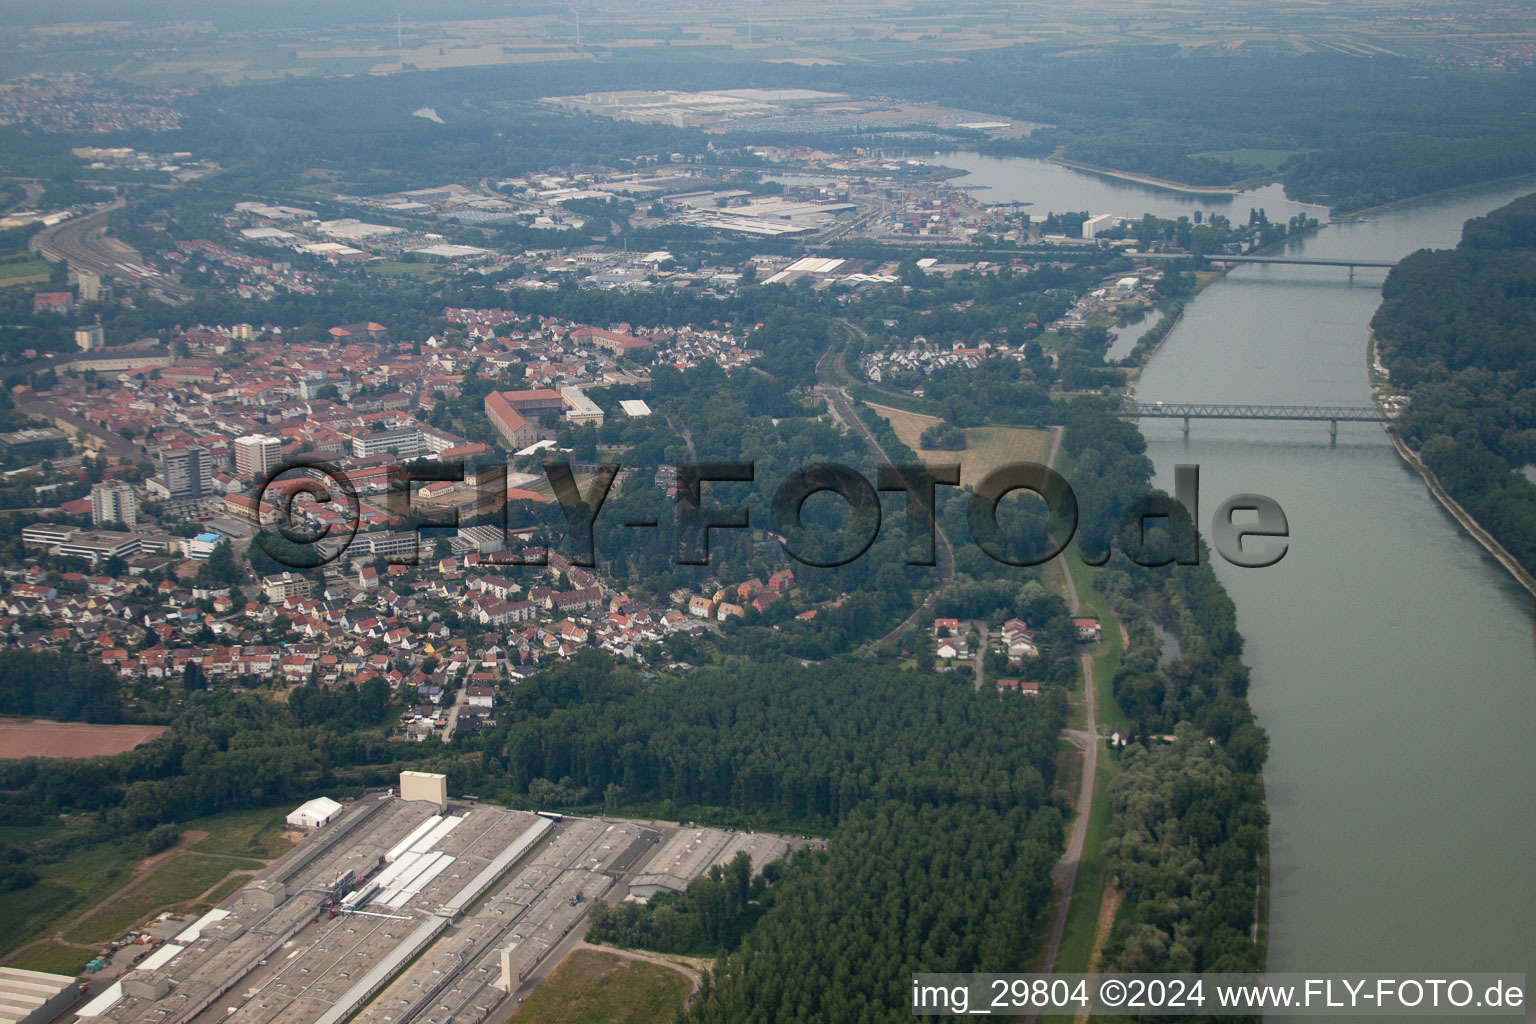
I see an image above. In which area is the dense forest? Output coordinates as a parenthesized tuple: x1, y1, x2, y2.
(1101, 723, 1268, 974)
(488, 653, 1064, 827)
(1371, 193, 1536, 577)
(519, 658, 1066, 1021)
(0, 650, 125, 724)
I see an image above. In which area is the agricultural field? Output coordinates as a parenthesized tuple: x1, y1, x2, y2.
(869, 403, 1053, 488)
(0, 720, 165, 759)
(2, 0, 1522, 84)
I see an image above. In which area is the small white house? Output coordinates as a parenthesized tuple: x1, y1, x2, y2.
(286, 796, 343, 830)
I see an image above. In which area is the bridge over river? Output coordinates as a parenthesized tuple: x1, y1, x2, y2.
(1121, 401, 1398, 441)
(1137, 251, 1397, 278)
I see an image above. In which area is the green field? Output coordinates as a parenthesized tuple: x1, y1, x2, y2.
(0, 834, 140, 953)
(1061, 556, 1127, 734)
(371, 261, 444, 281)
(6, 940, 92, 977)
(0, 257, 50, 284)
(516, 949, 690, 1024)
(183, 805, 295, 859)
(3, 882, 80, 955)
(1, 807, 297, 956)
(198, 871, 259, 909)
(61, 854, 262, 945)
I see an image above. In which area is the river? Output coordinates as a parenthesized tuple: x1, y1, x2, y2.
(1134, 181, 1536, 1008)
(930, 151, 1326, 225)
(942, 156, 1536, 1009)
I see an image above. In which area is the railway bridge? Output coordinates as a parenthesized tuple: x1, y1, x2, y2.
(1121, 401, 1397, 442)
(1137, 251, 1397, 280)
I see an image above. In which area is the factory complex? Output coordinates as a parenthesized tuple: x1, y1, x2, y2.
(62, 773, 798, 1024)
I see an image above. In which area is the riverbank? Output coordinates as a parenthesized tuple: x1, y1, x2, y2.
(1334, 172, 1536, 222)
(1044, 152, 1239, 196)
(1368, 331, 1536, 598)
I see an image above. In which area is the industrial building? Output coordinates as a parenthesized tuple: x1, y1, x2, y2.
(66, 772, 799, 1024)
(285, 796, 343, 830)
(627, 828, 790, 899)
(1082, 213, 1119, 239)
(0, 966, 77, 1024)
(399, 770, 447, 810)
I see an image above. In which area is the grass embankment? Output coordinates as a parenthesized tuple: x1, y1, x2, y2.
(1036, 443, 1132, 986)
(1042, 551, 1125, 987)
(514, 948, 691, 1024)
(847, 382, 941, 416)
(1039, 764, 1115, 1023)
(1063, 550, 1130, 737)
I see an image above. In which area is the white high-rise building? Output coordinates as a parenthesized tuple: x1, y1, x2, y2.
(233, 434, 282, 480)
(91, 481, 138, 527)
(75, 269, 102, 302)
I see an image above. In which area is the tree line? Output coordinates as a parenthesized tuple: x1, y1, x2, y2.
(1372, 193, 1536, 577)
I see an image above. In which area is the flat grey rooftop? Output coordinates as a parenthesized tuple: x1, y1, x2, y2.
(78, 796, 795, 1024)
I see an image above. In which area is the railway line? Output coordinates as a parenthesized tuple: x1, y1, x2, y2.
(29, 199, 194, 303)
